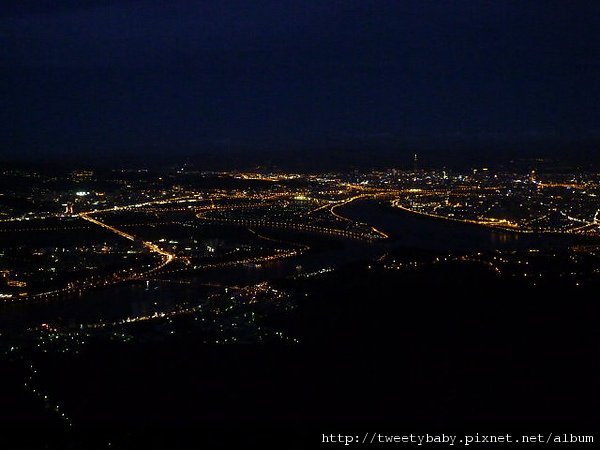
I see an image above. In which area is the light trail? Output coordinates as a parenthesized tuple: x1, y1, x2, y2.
(247, 228, 310, 250)
(80, 212, 176, 271)
(79, 213, 136, 241)
(196, 215, 381, 241)
(329, 193, 391, 238)
(390, 199, 528, 233)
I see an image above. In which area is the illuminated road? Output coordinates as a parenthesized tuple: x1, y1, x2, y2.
(3, 169, 597, 307)
(78, 213, 136, 241)
(196, 191, 392, 241)
(22, 213, 181, 302)
(196, 215, 383, 241)
(79, 212, 176, 273)
(329, 193, 390, 239)
(390, 199, 527, 233)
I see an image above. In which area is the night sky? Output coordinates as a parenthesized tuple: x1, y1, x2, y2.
(2, 1, 599, 166)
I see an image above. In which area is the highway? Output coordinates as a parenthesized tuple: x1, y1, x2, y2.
(79, 212, 176, 272)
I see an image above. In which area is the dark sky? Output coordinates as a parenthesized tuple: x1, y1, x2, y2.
(2, 1, 599, 166)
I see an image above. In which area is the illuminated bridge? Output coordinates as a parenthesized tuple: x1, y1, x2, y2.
(195, 215, 386, 241)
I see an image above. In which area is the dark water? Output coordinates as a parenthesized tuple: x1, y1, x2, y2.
(0, 280, 219, 330)
(1, 200, 591, 329)
(342, 200, 588, 253)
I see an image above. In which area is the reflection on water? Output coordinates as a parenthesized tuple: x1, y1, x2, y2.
(1, 200, 589, 329)
(341, 200, 583, 253)
(0, 281, 216, 330)
(491, 231, 518, 245)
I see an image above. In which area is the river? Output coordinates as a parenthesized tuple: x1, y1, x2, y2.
(0, 199, 591, 330)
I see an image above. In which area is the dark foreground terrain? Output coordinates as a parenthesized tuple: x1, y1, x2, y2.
(1, 254, 598, 449)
